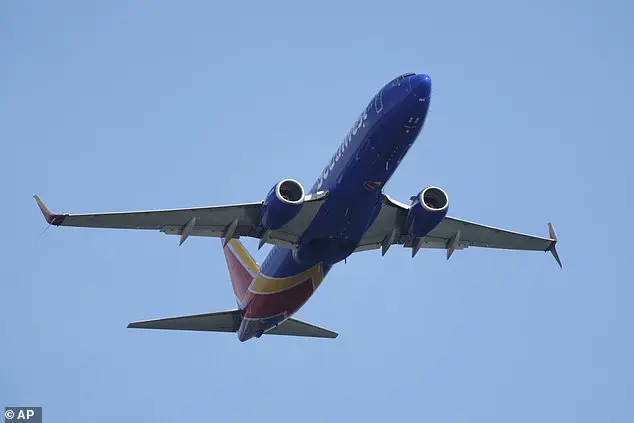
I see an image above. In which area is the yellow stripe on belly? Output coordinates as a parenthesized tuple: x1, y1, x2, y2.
(250, 263, 324, 294)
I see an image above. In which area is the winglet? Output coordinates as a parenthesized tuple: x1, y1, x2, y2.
(545, 222, 562, 268)
(33, 195, 67, 226)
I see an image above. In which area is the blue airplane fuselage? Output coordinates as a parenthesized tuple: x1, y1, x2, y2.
(238, 73, 432, 340)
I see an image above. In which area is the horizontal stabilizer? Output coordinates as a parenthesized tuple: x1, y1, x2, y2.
(267, 317, 338, 339)
(128, 310, 338, 339)
(127, 310, 242, 333)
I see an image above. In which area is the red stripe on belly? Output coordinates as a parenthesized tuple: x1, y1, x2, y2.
(243, 277, 314, 319)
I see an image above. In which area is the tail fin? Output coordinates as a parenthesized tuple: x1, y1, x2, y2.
(222, 239, 259, 307)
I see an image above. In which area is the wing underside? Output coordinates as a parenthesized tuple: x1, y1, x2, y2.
(356, 194, 561, 266)
(34, 191, 328, 248)
(34, 190, 560, 266)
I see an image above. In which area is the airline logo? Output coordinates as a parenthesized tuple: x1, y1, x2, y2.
(316, 108, 369, 190)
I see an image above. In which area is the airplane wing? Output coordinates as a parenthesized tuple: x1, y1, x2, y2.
(355, 194, 562, 267)
(33, 191, 328, 248)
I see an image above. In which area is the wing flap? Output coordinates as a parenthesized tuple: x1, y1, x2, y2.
(266, 317, 338, 339)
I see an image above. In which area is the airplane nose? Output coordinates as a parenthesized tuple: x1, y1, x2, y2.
(409, 74, 432, 98)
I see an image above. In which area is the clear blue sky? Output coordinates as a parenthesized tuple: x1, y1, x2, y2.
(2, 1, 633, 422)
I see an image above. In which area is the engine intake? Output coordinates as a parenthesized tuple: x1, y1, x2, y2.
(406, 186, 449, 238)
(421, 187, 448, 211)
(260, 179, 305, 230)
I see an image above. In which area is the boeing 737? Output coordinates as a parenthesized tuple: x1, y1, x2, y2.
(34, 72, 561, 341)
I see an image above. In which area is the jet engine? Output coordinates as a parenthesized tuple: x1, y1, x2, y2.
(406, 186, 449, 238)
(260, 179, 305, 230)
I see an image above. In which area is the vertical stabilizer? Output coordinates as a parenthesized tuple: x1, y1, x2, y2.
(222, 239, 259, 308)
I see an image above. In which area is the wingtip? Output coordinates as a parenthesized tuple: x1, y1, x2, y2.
(549, 244, 562, 269)
(547, 222, 558, 241)
(546, 222, 562, 269)
(34, 195, 66, 225)
(34, 195, 53, 222)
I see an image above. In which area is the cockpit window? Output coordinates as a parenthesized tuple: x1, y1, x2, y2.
(391, 73, 416, 86)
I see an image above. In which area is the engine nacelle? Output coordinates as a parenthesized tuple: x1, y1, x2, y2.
(406, 186, 449, 238)
(260, 179, 305, 230)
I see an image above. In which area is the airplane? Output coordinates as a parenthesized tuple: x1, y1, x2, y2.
(34, 72, 561, 342)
